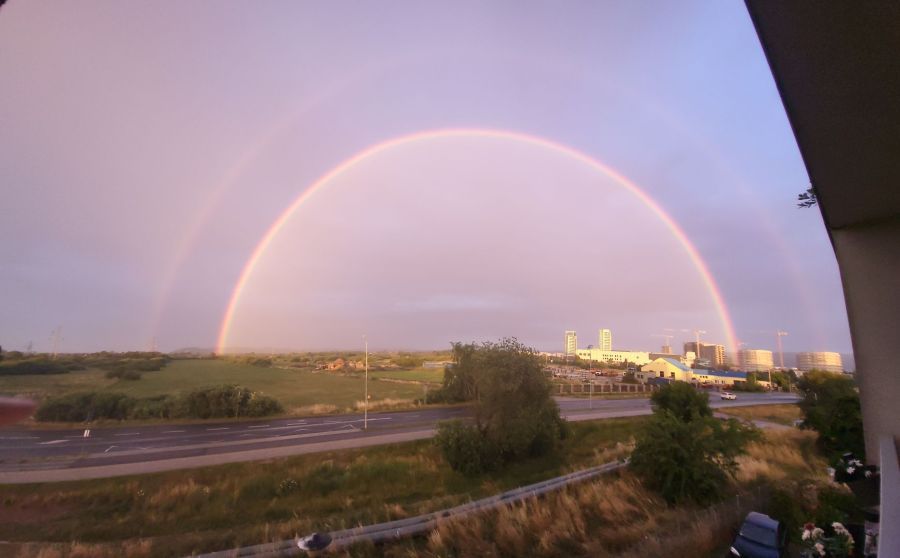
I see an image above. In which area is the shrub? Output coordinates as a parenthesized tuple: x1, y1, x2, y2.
(434, 339, 566, 475)
(434, 420, 499, 476)
(797, 371, 864, 459)
(630, 383, 759, 505)
(649, 381, 712, 422)
(35, 392, 135, 422)
(176, 385, 283, 419)
(0, 358, 70, 375)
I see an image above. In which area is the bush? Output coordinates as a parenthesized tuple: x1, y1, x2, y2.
(35, 392, 136, 422)
(630, 383, 759, 505)
(176, 385, 283, 419)
(649, 381, 712, 422)
(434, 420, 499, 475)
(434, 339, 566, 475)
(0, 358, 70, 375)
(35, 385, 283, 422)
(797, 371, 864, 459)
(105, 369, 142, 380)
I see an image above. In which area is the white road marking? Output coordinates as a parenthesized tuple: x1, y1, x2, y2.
(104, 446, 117, 453)
(0, 436, 39, 440)
(293, 428, 308, 432)
(206, 427, 229, 431)
(162, 430, 186, 434)
(39, 440, 69, 445)
(114, 432, 141, 437)
(247, 424, 270, 429)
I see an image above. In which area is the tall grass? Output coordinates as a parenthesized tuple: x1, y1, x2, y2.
(0, 418, 646, 557)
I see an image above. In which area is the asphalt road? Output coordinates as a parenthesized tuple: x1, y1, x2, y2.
(0, 392, 797, 481)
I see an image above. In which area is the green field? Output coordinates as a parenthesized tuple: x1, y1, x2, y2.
(0, 359, 433, 415)
(369, 367, 444, 383)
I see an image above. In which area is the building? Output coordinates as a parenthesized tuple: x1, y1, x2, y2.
(598, 329, 612, 351)
(576, 348, 651, 366)
(564, 331, 577, 357)
(683, 341, 727, 368)
(638, 357, 692, 382)
(638, 358, 773, 389)
(797, 351, 843, 373)
(738, 349, 774, 372)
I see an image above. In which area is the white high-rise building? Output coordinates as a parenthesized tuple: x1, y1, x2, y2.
(797, 352, 843, 373)
(598, 329, 612, 351)
(564, 331, 577, 357)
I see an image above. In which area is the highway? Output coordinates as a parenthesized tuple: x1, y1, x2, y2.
(0, 392, 797, 482)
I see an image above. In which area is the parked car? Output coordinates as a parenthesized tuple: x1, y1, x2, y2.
(729, 512, 786, 558)
(720, 391, 737, 400)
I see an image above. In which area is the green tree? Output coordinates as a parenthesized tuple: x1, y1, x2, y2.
(435, 338, 567, 474)
(797, 370, 864, 458)
(649, 380, 712, 422)
(630, 382, 759, 504)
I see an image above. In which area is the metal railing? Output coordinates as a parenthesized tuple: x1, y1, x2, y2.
(192, 459, 627, 557)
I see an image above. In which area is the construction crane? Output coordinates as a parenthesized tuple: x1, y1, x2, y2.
(775, 330, 789, 369)
(651, 333, 674, 354)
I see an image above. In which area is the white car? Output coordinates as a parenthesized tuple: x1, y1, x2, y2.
(720, 391, 737, 400)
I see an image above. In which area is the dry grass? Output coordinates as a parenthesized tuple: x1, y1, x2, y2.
(288, 403, 339, 415)
(353, 398, 418, 412)
(389, 427, 825, 558)
(717, 403, 802, 426)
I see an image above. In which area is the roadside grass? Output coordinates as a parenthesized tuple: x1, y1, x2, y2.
(386, 427, 826, 558)
(716, 403, 802, 426)
(0, 417, 647, 557)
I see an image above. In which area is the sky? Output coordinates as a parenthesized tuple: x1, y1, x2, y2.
(0, 1, 853, 356)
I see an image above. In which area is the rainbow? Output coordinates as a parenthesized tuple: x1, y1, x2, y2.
(215, 128, 739, 354)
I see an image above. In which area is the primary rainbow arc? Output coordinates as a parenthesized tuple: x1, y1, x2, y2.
(216, 128, 739, 355)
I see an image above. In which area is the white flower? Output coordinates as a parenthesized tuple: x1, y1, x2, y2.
(812, 528, 824, 539)
(802, 530, 811, 541)
(815, 542, 825, 556)
(846, 466, 856, 474)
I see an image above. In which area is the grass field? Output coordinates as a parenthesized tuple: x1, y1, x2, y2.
(0, 368, 115, 401)
(369, 367, 444, 383)
(0, 360, 433, 416)
(0, 417, 646, 557)
(717, 403, 803, 426)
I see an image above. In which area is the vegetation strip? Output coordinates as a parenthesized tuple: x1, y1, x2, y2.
(194, 460, 627, 557)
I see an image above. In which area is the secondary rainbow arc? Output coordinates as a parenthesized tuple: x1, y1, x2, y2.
(216, 128, 739, 355)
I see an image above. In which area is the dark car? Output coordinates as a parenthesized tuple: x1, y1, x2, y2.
(729, 512, 786, 558)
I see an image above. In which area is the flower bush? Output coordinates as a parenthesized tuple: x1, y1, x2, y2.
(800, 521, 854, 557)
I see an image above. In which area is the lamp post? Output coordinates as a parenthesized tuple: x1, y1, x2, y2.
(363, 334, 368, 431)
(587, 344, 593, 409)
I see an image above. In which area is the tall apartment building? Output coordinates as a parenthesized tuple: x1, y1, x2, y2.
(564, 331, 577, 357)
(738, 349, 774, 372)
(797, 351, 843, 373)
(598, 329, 612, 351)
(683, 341, 727, 367)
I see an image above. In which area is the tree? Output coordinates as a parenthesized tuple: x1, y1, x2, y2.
(435, 338, 567, 474)
(797, 185, 818, 208)
(630, 382, 759, 504)
(649, 380, 712, 422)
(796, 371, 865, 458)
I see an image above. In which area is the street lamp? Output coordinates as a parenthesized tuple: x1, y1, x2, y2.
(587, 344, 593, 409)
(363, 334, 368, 431)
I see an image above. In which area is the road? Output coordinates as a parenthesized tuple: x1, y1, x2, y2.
(0, 392, 797, 483)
